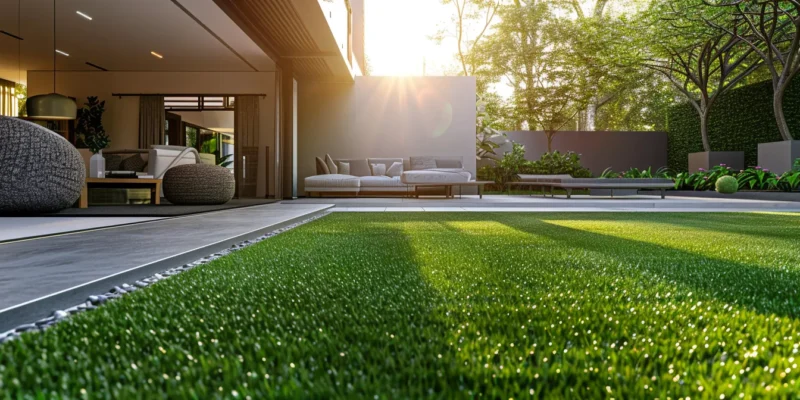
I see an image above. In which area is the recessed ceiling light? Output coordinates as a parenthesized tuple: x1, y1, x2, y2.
(150, 51, 163, 59)
(76, 11, 93, 20)
(55, 49, 70, 56)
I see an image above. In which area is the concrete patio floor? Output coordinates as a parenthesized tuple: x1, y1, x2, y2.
(0, 216, 164, 243)
(0, 203, 332, 331)
(286, 194, 800, 212)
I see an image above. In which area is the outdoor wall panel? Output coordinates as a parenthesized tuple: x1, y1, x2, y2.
(501, 131, 668, 175)
(297, 76, 476, 194)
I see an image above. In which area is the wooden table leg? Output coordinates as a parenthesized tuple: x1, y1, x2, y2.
(152, 183, 161, 205)
(79, 183, 88, 208)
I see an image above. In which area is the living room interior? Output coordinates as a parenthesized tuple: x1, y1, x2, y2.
(1, 0, 485, 219)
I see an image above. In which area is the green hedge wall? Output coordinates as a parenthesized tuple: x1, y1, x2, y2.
(667, 79, 800, 172)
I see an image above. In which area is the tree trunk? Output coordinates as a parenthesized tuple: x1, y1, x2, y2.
(586, 101, 597, 131)
(774, 88, 793, 141)
(699, 111, 711, 152)
(547, 132, 554, 152)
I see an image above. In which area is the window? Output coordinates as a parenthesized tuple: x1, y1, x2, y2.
(0, 79, 19, 117)
(164, 96, 235, 111)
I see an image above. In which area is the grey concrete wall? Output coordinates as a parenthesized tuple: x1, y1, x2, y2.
(500, 131, 668, 175)
(298, 76, 476, 194)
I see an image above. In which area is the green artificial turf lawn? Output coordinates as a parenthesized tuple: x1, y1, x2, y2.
(2, 212, 800, 399)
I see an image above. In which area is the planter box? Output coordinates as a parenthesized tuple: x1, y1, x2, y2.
(669, 190, 800, 202)
(688, 151, 744, 172)
(758, 140, 800, 174)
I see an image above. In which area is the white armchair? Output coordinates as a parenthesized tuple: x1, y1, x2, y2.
(148, 146, 201, 179)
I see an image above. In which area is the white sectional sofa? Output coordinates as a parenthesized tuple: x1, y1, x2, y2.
(304, 156, 472, 197)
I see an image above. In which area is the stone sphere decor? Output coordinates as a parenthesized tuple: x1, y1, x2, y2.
(163, 163, 235, 205)
(0, 117, 85, 214)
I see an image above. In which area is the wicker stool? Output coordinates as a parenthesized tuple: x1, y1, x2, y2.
(0, 117, 85, 214)
(162, 164, 235, 205)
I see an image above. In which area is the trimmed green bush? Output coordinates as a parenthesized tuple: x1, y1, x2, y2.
(478, 144, 592, 188)
(667, 79, 800, 171)
(715, 175, 738, 194)
(2, 213, 800, 398)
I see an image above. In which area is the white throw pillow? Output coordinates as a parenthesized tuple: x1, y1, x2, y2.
(325, 154, 338, 174)
(410, 156, 437, 170)
(370, 163, 387, 176)
(338, 162, 351, 175)
(386, 162, 403, 177)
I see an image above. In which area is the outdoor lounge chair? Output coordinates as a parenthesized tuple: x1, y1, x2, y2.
(511, 175, 674, 199)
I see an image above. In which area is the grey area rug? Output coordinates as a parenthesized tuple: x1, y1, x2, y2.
(40, 199, 278, 217)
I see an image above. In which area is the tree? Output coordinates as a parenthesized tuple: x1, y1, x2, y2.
(704, 0, 800, 141)
(643, 1, 763, 151)
(554, 0, 654, 131)
(476, 0, 591, 151)
(433, 0, 501, 93)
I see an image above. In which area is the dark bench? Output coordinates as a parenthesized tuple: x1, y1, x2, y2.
(509, 175, 674, 199)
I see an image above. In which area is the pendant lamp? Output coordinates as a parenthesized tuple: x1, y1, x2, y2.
(26, 0, 76, 120)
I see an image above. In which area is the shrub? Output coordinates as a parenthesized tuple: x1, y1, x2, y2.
(736, 167, 778, 190)
(478, 143, 528, 188)
(715, 175, 738, 194)
(528, 151, 592, 178)
(673, 163, 800, 192)
(674, 164, 734, 190)
(478, 145, 593, 187)
(600, 166, 673, 179)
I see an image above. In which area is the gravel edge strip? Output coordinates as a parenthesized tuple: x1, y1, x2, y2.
(0, 212, 330, 345)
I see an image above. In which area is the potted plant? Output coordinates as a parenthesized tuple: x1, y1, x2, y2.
(75, 97, 111, 177)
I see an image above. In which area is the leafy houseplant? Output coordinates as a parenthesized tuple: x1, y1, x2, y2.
(75, 96, 110, 154)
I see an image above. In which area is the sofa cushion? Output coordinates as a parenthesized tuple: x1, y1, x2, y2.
(370, 163, 386, 176)
(386, 162, 403, 177)
(334, 159, 371, 176)
(410, 156, 437, 170)
(338, 162, 351, 175)
(401, 170, 472, 184)
(359, 176, 407, 188)
(305, 174, 360, 189)
(367, 158, 404, 170)
(120, 154, 147, 172)
(315, 157, 330, 175)
(103, 154, 123, 171)
(325, 154, 338, 174)
(435, 158, 463, 169)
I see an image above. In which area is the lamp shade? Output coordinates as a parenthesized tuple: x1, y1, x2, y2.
(26, 93, 77, 120)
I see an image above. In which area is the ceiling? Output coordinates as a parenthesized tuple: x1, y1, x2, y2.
(214, 0, 356, 79)
(0, 0, 276, 84)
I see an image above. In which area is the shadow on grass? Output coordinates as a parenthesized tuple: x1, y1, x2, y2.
(492, 214, 800, 319)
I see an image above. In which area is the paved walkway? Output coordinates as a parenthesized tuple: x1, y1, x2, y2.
(0, 216, 164, 243)
(287, 194, 800, 212)
(0, 203, 332, 331)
